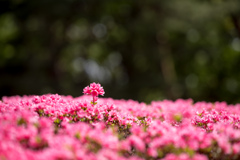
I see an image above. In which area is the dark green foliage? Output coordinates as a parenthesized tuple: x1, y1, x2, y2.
(1, 0, 240, 103)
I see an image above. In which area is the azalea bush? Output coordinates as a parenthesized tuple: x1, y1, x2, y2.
(1, 83, 240, 160)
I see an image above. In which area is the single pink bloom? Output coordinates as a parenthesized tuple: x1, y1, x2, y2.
(83, 86, 91, 95)
(83, 83, 105, 96)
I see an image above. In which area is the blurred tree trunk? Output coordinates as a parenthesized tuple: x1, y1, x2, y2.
(157, 33, 178, 99)
(231, 14, 240, 38)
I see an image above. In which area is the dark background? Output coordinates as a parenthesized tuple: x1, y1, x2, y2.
(1, 0, 240, 103)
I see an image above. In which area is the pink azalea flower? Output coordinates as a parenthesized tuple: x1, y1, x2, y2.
(83, 82, 105, 96)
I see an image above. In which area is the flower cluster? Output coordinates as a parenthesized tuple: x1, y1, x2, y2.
(83, 82, 105, 105)
(1, 83, 240, 160)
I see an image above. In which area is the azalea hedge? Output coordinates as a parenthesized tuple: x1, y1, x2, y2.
(1, 83, 240, 160)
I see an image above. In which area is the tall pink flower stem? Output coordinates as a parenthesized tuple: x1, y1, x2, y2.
(83, 82, 105, 106)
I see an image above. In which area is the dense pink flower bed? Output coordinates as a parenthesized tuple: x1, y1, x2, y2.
(1, 83, 240, 160)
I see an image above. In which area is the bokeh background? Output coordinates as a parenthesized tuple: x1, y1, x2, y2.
(1, 0, 240, 103)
